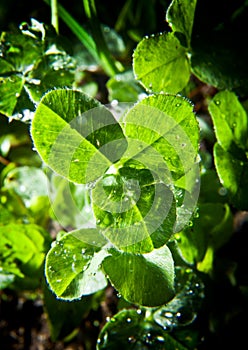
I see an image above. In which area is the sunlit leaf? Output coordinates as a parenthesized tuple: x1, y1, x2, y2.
(31, 89, 127, 183)
(0, 75, 24, 116)
(166, 0, 197, 47)
(133, 32, 190, 93)
(102, 245, 175, 307)
(45, 231, 108, 300)
(209, 91, 248, 152)
(0, 224, 51, 288)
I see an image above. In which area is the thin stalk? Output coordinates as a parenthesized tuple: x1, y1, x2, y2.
(57, 4, 99, 61)
(44, 0, 123, 76)
(51, 0, 59, 34)
(82, 0, 124, 76)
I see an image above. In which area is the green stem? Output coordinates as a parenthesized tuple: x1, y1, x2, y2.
(51, 0, 59, 34)
(56, 3, 99, 61)
(44, 0, 123, 76)
(82, 0, 124, 76)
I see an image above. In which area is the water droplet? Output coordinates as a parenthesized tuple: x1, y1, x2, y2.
(72, 262, 76, 273)
(128, 336, 136, 343)
(218, 187, 227, 196)
(214, 100, 220, 105)
(176, 103, 181, 107)
(136, 309, 142, 315)
(93, 320, 100, 327)
(111, 99, 118, 107)
(106, 316, 111, 322)
(232, 122, 237, 128)
(48, 266, 55, 272)
(19, 185, 26, 192)
(56, 279, 62, 283)
(156, 336, 165, 343)
(126, 317, 132, 323)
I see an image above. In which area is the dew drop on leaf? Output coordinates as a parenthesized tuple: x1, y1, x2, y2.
(156, 335, 165, 343)
(218, 187, 228, 196)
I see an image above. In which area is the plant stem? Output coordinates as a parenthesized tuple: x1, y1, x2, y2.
(82, 0, 124, 76)
(51, 0, 59, 34)
(44, 0, 123, 76)
(0, 155, 10, 166)
(56, 3, 98, 61)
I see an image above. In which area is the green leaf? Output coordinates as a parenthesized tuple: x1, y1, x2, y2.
(122, 94, 199, 181)
(166, 0, 197, 47)
(106, 70, 145, 102)
(0, 31, 43, 72)
(199, 169, 228, 204)
(2, 166, 48, 207)
(190, 0, 248, 96)
(121, 94, 200, 232)
(1, 166, 50, 225)
(43, 281, 95, 341)
(93, 163, 176, 253)
(154, 267, 204, 330)
(45, 231, 108, 300)
(0, 203, 17, 226)
(177, 202, 233, 264)
(31, 89, 127, 184)
(0, 75, 24, 116)
(102, 25, 126, 57)
(133, 32, 191, 93)
(97, 309, 188, 350)
(191, 39, 248, 96)
(50, 174, 95, 229)
(209, 91, 248, 152)
(102, 245, 175, 307)
(0, 224, 51, 288)
(214, 143, 248, 210)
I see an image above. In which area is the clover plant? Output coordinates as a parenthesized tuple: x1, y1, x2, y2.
(1, 0, 248, 348)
